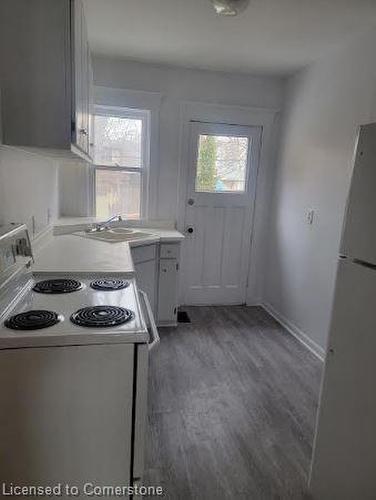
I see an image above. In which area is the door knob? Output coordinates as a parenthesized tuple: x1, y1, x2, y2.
(185, 226, 194, 234)
(187, 198, 195, 206)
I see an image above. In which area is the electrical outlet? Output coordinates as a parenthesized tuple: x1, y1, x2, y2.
(306, 209, 315, 225)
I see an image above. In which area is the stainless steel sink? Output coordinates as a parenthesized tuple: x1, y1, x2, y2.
(74, 227, 155, 243)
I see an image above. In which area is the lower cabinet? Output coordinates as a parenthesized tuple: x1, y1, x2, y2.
(157, 244, 180, 327)
(131, 242, 180, 327)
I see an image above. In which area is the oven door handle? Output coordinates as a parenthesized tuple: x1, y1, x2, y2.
(139, 289, 160, 351)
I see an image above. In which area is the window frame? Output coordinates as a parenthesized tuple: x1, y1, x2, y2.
(92, 105, 151, 220)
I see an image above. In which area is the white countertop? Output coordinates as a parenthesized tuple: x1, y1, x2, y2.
(54, 217, 184, 243)
(32, 234, 136, 276)
(32, 219, 184, 275)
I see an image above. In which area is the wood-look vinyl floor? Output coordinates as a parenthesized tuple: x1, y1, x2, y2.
(143, 306, 322, 500)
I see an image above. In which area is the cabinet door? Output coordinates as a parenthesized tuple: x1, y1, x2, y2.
(81, 8, 90, 154)
(88, 50, 94, 158)
(158, 259, 178, 324)
(0, 0, 71, 148)
(72, 0, 90, 154)
(72, 0, 83, 149)
(134, 259, 157, 316)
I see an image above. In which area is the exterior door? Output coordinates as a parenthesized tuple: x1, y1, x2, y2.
(182, 122, 262, 305)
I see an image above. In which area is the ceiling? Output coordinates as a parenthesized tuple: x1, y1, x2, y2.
(82, 0, 376, 76)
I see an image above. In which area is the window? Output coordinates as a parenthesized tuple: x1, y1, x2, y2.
(93, 106, 149, 219)
(195, 133, 250, 193)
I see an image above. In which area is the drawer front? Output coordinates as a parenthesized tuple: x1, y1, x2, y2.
(131, 244, 156, 264)
(160, 243, 180, 259)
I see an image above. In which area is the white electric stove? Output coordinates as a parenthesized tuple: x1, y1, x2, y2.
(0, 224, 157, 492)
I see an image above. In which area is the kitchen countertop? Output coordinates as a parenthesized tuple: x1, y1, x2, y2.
(32, 218, 184, 275)
(32, 234, 135, 276)
(53, 217, 184, 243)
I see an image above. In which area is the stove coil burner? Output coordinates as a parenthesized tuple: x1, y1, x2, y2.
(33, 279, 83, 294)
(70, 305, 134, 328)
(90, 279, 130, 291)
(4, 310, 61, 330)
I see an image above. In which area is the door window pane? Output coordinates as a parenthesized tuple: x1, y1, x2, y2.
(195, 135, 249, 193)
(96, 170, 141, 219)
(93, 115, 142, 168)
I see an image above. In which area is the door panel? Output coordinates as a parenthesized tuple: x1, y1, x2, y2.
(222, 207, 246, 286)
(73, 0, 83, 149)
(201, 206, 224, 286)
(310, 258, 376, 499)
(182, 122, 262, 305)
(158, 259, 178, 323)
(72, 0, 90, 154)
(81, 10, 90, 154)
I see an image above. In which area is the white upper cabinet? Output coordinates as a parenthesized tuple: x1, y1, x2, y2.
(0, 0, 93, 161)
(72, 0, 91, 156)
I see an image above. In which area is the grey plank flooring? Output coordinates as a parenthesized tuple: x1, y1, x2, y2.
(143, 306, 322, 500)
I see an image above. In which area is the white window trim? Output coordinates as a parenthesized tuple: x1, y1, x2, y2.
(93, 104, 151, 220)
(94, 86, 162, 220)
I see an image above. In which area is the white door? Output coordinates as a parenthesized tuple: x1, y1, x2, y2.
(182, 122, 262, 305)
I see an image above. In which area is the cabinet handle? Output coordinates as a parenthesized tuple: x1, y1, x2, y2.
(79, 128, 88, 136)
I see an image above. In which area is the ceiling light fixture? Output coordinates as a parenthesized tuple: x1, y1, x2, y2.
(210, 0, 250, 16)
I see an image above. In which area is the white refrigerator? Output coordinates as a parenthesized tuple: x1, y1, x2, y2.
(309, 123, 376, 499)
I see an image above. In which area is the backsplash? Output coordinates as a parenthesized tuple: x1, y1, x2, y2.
(0, 147, 58, 238)
(58, 160, 94, 217)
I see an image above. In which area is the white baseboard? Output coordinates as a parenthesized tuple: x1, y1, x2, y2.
(262, 302, 325, 362)
(245, 296, 262, 307)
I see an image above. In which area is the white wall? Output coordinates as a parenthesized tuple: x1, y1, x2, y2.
(92, 57, 285, 221)
(264, 28, 376, 354)
(58, 161, 93, 217)
(0, 147, 58, 237)
(91, 57, 285, 305)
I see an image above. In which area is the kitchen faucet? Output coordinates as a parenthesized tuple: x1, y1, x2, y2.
(86, 214, 123, 233)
